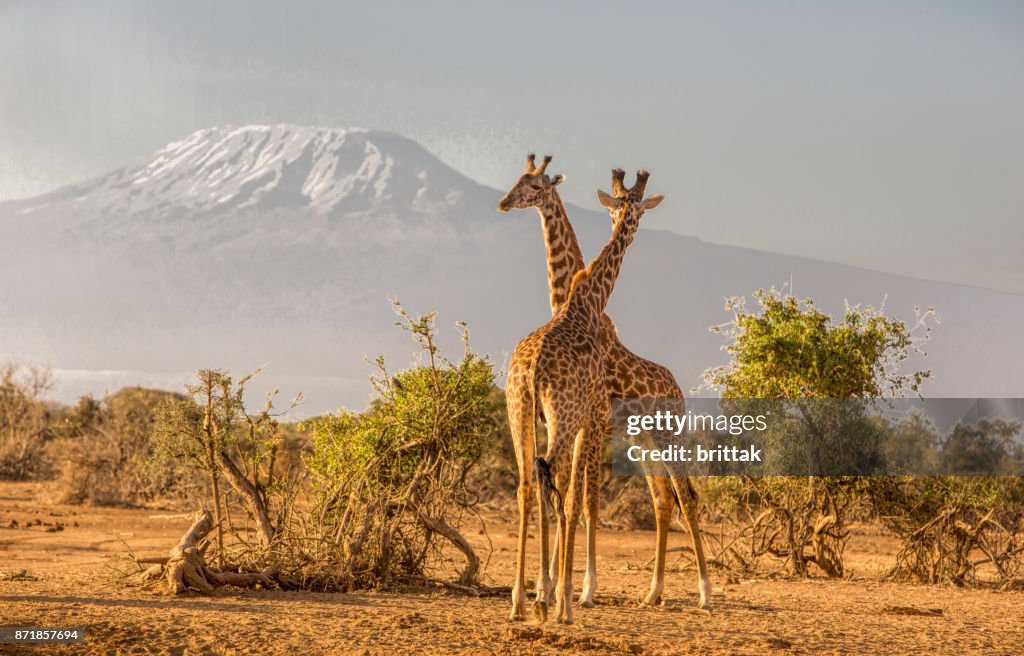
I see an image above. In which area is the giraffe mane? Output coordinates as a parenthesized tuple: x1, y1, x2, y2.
(569, 268, 590, 295)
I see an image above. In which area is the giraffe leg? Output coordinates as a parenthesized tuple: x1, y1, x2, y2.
(642, 474, 675, 607)
(508, 393, 536, 622)
(511, 476, 534, 621)
(536, 413, 559, 616)
(545, 464, 565, 604)
(673, 475, 712, 610)
(534, 479, 552, 617)
(536, 411, 561, 622)
(548, 517, 560, 590)
(540, 468, 565, 623)
(555, 426, 587, 625)
(577, 439, 601, 608)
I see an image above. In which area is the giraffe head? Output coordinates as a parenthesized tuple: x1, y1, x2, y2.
(497, 154, 566, 212)
(596, 168, 664, 226)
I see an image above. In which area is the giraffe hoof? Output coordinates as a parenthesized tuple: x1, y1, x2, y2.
(639, 596, 662, 608)
(532, 600, 548, 623)
(575, 598, 595, 609)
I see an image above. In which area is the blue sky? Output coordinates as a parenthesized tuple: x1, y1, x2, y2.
(2, 1, 1022, 291)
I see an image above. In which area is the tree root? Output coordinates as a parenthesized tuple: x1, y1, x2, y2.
(137, 509, 277, 595)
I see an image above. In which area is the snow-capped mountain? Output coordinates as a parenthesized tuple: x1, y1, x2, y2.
(30, 125, 488, 217)
(2, 125, 1022, 414)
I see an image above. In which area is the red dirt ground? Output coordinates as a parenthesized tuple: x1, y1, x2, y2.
(1, 481, 1021, 655)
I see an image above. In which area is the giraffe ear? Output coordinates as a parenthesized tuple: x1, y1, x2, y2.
(549, 174, 565, 186)
(642, 195, 665, 210)
(597, 189, 623, 210)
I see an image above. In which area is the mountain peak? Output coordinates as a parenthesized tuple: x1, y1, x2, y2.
(39, 124, 484, 218)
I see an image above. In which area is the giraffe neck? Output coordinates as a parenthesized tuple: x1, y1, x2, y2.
(537, 191, 586, 316)
(569, 210, 641, 320)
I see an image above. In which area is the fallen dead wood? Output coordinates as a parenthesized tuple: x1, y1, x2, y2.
(137, 509, 277, 595)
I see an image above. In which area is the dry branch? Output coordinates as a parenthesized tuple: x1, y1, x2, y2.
(140, 509, 278, 595)
(415, 509, 479, 585)
(166, 509, 216, 593)
(216, 449, 275, 548)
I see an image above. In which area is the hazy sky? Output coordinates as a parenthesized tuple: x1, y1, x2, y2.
(2, 1, 1022, 291)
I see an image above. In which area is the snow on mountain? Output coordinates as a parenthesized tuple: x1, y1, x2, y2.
(2, 125, 1022, 414)
(25, 125, 487, 219)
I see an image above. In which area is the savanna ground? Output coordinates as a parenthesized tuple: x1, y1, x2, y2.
(1, 481, 1021, 656)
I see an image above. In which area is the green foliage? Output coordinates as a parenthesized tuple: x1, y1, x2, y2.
(941, 419, 1023, 476)
(703, 290, 935, 478)
(883, 410, 941, 476)
(305, 304, 499, 508)
(700, 289, 937, 577)
(300, 302, 500, 589)
(305, 356, 496, 492)
(152, 369, 235, 471)
(703, 289, 935, 399)
(758, 400, 889, 476)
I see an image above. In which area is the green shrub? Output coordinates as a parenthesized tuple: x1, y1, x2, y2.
(300, 302, 500, 589)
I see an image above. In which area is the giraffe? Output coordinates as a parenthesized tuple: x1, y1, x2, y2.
(498, 155, 605, 608)
(498, 155, 712, 610)
(504, 167, 663, 625)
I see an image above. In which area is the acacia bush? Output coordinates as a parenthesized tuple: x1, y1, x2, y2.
(699, 289, 935, 578)
(0, 362, 55, 480)
(298, 302, 501, 590)
(703, 475, 867, 577)
(52, 387, 186, 505)
(123, 303, 501, 594)
(871, 475, 1024, 587)
(151, 368, 303, 567)
(865, 417, 1024, 587)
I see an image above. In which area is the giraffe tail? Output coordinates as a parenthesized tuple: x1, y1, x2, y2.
(534, 456, 562, 514)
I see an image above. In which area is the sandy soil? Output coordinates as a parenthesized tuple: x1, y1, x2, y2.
(1, 481, 1022, 655)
